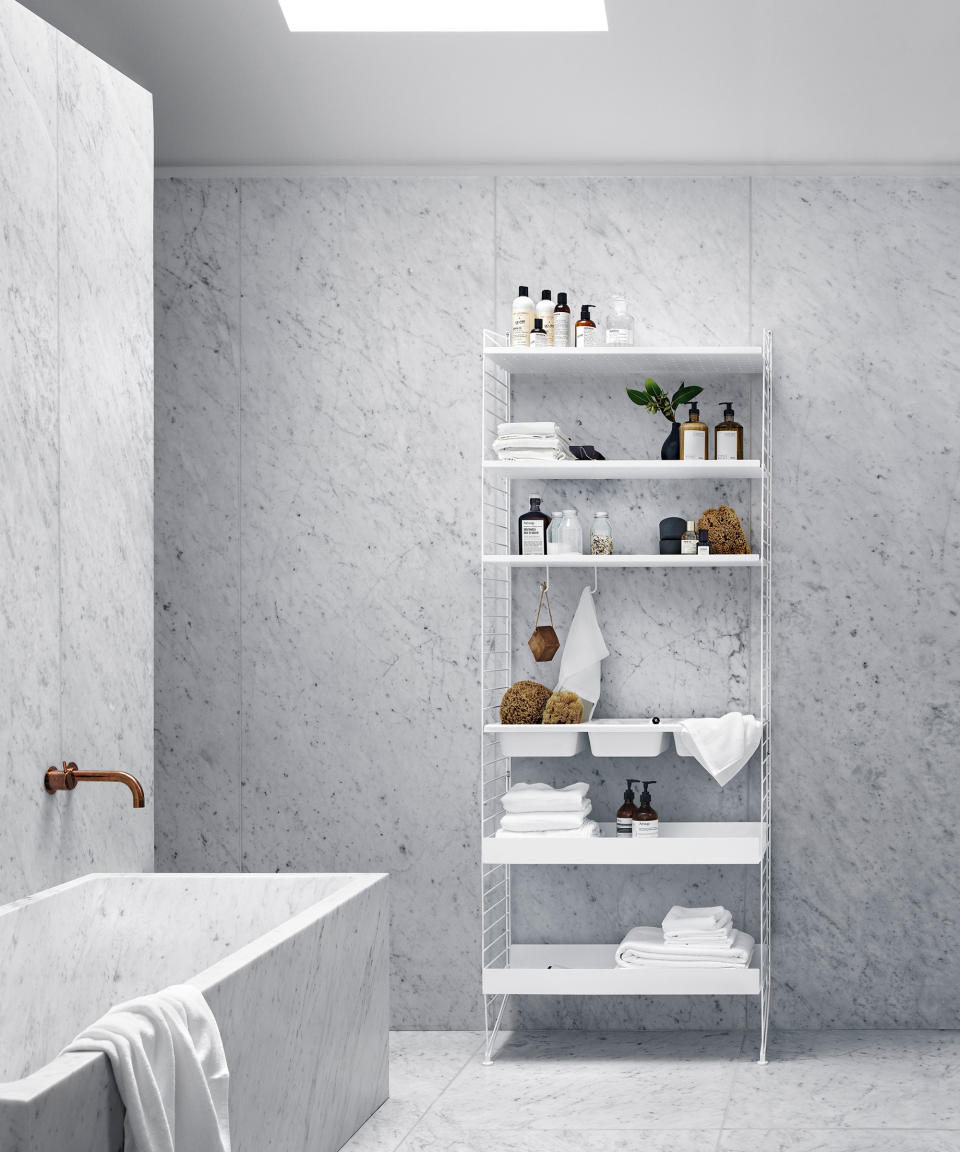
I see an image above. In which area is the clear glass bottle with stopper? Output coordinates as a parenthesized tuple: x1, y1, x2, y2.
(590, 512, 613, 555)
(604, 295, 635, 346)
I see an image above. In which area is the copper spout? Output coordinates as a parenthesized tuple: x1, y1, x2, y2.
(45, 761, 146, 808)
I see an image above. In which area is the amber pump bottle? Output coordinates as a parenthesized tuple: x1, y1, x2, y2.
(632, 780, 659, 838)
(714, 401, 744, 460)
(575, 304, 598, 348)
(680, 401, 709, 460)
(553, 292, 572, 346)
(616, 779, 642, 837)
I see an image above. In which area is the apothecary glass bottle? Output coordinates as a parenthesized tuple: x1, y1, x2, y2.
(590, 512, 613, 555)
(603, 296, 635, 346)
(556, 508, 583, 554)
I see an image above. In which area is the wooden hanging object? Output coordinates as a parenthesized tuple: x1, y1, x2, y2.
(528, 582, 561, 662)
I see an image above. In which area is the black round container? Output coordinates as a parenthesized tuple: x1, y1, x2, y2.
(659, 516, 687, 540)
(659, 538, 682, 555)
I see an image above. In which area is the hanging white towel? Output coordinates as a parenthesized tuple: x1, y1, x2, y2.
(673, 713, 762, 787)
(63, 983, 231, 1152)
(499, 801, 591, 832)
(500, 782, 590, 814)
(662, 905, 733, 935)
(555, 586, 610, 720)
(615, 926, 754, 968)
(496, 819, 600, 839)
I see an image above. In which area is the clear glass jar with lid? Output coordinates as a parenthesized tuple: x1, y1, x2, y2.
(590, 512, 613, 555)
(603, 296, 635, 346)
(556, 508, 583, 554)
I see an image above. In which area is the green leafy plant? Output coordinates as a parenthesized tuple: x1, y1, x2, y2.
(626, 378, 703, 423)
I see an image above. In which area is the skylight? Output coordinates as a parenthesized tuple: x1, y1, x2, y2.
(277, 0, 608, 33)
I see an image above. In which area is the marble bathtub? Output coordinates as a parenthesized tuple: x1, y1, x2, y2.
(0, 872, 389, 1151)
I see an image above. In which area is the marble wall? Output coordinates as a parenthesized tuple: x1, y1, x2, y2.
(0, 0, 154, 905)
(155, 174, 960, 1029)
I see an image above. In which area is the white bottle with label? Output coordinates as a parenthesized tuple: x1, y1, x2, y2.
(604, 295, 635, 346)
(535, 290, 555, 346)
(511, 285, 535, 347)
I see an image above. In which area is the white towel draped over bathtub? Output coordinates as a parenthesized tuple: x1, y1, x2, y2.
(63, 983, 231, 1152)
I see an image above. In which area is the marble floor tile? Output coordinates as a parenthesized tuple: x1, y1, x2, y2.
(427, 1030, 744, 1131)
(341, 1032, 484, 1152)
(728, 1031, 960, 1130)
(718, 1133, 960, 1152)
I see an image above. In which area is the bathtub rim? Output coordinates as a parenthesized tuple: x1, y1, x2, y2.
(0, 871, 388, 1104)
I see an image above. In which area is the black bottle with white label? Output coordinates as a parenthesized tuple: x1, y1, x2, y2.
(518, 496, 551, 555)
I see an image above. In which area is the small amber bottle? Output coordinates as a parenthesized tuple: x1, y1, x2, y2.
(680, 401, 709, 460)
(616, 780, 641, 837)
(632, 780, 659, 838)
(715, 401, 744, 460)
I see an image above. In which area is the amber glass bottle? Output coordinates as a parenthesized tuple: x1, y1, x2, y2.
(616, 780, 641, 837)
(714, 402, 744, 460)
(680, 401, 709, 460)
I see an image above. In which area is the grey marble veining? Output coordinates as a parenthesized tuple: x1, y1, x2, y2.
(56, 31, 154, 876)
(0, 0, 154, 906)
(155, 174, 960, 1031)
(751, 178, 960, 1028)
(237, 176, 495, 1026)
(154, 178, 242, 871)
(0, 0, 60, 906)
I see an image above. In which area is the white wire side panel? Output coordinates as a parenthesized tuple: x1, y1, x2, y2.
(758, 329, 773, 1063)
(481, 331, 512, 1063)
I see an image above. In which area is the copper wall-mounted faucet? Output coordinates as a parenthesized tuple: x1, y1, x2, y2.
(44, 761, 146, 808)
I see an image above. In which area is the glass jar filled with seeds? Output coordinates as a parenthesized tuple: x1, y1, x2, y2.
(590, 512, 613, 556)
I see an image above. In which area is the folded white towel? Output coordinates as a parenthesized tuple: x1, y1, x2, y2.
(662, 928, 738, 950)
(494, 446, 573, 461)
(662, 905, 732, 934)
(501, 782, 590, 814)
(497, 421, 566, 438)
(499, 801, 591, 832)
(615, 926, 754, 968)
(63, 983, 230, 1152)
(492, 435, 572, 455)
(673, 712, 762, 787)
(496, 819, 600, 839)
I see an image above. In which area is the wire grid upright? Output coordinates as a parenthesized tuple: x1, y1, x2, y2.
(758, 329, 773, 1063)
(481, 331, 512, 1063)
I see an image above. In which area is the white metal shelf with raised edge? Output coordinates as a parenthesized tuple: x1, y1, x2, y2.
(482, 459, 763, 481)
(482, 343, 763, 379)
(483, 944, 760, 997)
(482, 553, 761, 568)
(482, 822, 766, 866)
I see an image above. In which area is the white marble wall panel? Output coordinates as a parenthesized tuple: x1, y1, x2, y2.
(0, 0, 60, 906)
(155, 174, 960, 1030)
(0, 0, 154, 904)
(56, 32, 154, 875)
(238, 177, 495, 1025)
(751, 177, 960, 1028)
(154, 178, 241, 870)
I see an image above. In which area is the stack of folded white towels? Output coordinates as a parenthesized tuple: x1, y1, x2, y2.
(492, 421, 573, 462)
(496, 782, 599, 838)
(615, 905, 754, 968)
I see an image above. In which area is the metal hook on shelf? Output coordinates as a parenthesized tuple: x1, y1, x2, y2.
(542, 570, 549, 593)
(590, 565, 599, 595)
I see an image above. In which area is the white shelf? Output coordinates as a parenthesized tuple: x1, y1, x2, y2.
(482, 345, 763, 378)
(482, 459, 763, 480)
(483, 822, 766, 866)
(483, 944, 760, 996)
(482, 553, 760, 568)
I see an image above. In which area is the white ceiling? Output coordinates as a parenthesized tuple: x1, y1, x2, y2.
(16, 0, 960, 169)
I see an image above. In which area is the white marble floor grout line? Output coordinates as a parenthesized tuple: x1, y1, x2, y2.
(714, 1028, 748, 1149)
(390, 1033, 486, 1152)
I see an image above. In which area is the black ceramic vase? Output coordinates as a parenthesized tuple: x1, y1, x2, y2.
(660, 421, 681, 460)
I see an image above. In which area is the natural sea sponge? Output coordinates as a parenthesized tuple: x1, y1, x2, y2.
(500, 680, 552, 724)
(697, 505, 750, 554)
(542, 690, 584, 725)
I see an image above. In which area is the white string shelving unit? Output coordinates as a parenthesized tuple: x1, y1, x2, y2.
(479, 330, 773, 1065)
